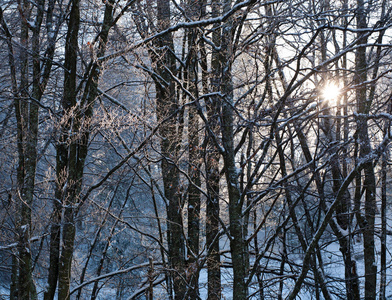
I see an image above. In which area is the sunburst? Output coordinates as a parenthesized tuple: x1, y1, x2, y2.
(322, 83, 341, 104)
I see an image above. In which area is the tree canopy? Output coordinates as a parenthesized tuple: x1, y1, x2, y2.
(0, 0, 392, 299)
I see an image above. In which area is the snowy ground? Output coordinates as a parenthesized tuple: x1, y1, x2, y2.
(2, 212, 392, 299)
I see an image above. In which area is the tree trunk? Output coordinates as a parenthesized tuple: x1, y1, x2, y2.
(355, 1, 377, 299)
(205, 101, 222, 300)
(380, 99, 391, 300)
(379, 150, 387, 300)
(155, 1, 186, 298)
(16, 0, 33, 293)
(3, 0, 55, 297)
(56, 1, 80, 298)
(187, 18, 201, 299)
(52, 0, 115, 297)
(220, 1, 247, 297)
(14, 1, 39, 298)
(204, 1, 222, 298)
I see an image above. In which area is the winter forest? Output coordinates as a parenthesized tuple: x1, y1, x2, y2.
(1, 0, 392, 299)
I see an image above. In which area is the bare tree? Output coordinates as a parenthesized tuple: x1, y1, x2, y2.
(0, 0, 391, 299)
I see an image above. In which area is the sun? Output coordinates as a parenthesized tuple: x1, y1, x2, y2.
(322, 83, 341, 103)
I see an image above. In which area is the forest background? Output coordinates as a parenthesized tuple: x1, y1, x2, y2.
(1, 0, 392, 299)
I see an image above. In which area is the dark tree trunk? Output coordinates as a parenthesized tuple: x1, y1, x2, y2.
(380, 98, 391, 300)
(204, 1, 222, 298)
(220, 1, 247, 297)
(2, 0, 55, 297)
(355, 1, 377, 299)
(155, 1, 186, 298)
(13, 1, 43, 298)
(56, 1, 80, 298)
(186, 13, 201, 297)
(49, 0, 114, 298)
(16, 1, 34, 295)
(379, 150, 387, 300)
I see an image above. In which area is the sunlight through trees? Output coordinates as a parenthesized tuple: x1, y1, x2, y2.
(0, 0, 392, 299)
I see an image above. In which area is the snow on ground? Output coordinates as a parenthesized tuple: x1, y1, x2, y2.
(2, 211, 392, 299)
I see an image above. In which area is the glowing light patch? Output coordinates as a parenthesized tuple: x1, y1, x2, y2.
(322, 83, 340, 102)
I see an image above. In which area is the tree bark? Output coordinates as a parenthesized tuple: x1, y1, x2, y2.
(380, 98, 391, 300)
(13, 1, 41, 297)
(204, 1, 222, 298)
(220, 1, 247, 297)
(155, 1, 186, 298)
(57, 1, 80, 298)
(355, 1, 377, 299)
(2, 0, 56, 297)
(50, 0, 115, 298)
(186, 10, 201, 297)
